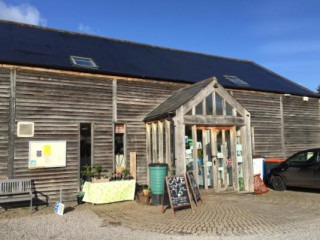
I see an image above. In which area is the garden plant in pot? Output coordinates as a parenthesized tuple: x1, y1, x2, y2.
(122, 168, 131, 180)
(81, 164, 94, 182)
(143, 186, 151, 196)
(94, 165, 103, 179)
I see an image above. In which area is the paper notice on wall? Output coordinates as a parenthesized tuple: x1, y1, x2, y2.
(29, 141, 66, 169)
(43, 145, 51, 156)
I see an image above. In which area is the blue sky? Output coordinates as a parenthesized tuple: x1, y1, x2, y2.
(1, 0, 319, 92)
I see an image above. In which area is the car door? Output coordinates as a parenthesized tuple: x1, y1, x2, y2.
(315, 151, 320, 188)
(283, 151, 316, 188)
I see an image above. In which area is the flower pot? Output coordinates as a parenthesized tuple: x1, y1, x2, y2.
(136, 192, 150, 205)
(77, 193, 84, 205)
(143, 189, 151, 196)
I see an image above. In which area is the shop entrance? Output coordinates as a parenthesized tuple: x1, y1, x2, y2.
(186, 126, 243, 191)
(79, 123, 92, 185)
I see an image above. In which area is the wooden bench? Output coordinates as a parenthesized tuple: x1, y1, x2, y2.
(0, 179, 33, 210)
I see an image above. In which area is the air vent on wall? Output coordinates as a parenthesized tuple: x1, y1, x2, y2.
(17, 122, 34, 137)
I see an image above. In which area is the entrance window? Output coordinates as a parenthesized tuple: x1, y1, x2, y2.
(225, 130, 233, 186)
(206, 94, 213, 115)
(226, 103, 233, 116)
(236, 127, 244, 191)
(185, 126, 193, 171)
(114, 124, 126, 170)
(197, 129, 204, 188)
(195, 101, 203, 115)
(216, 94, 223, 115)
(80, 123, 92, 183)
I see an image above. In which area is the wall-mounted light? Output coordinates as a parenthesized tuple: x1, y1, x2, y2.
(303, 96, 309, 101)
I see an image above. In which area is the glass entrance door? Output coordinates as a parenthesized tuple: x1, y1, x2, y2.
(194, 126, 235, 191)
(216, 128, 233, 190)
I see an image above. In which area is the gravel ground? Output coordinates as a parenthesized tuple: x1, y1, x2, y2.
(1, 208, 320, 240)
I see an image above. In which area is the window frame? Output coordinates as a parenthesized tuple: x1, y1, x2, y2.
(224, 75, 249, 86)
(70, 56, 98, 68)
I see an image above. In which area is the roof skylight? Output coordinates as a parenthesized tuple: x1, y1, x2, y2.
(70, 56, 98, 68)
(224, 75, 249, 86)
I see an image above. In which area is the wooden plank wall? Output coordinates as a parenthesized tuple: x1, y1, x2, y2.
(231, 91, 283, 158)
(116, 79, 184, 184)
(0, 68, 10, 177)
(13, 69, 113, 202)
(282, 96, 320, 158)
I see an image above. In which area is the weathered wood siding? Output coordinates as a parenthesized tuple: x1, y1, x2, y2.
(0, 68, 10, 177)
(283, 96, 320, 158)
(231, 91, 283, 158)
(13, 69, 113, 202)
(116, 79, 184, 184)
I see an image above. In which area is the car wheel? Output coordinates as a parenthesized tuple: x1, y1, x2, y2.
(271, 175, 286, 191)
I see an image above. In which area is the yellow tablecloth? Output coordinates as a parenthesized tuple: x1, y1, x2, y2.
(82, 180, 136, 204)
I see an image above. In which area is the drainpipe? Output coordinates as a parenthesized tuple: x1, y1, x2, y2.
(168, 112, 175, 175)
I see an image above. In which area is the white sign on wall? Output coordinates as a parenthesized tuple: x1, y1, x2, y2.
(28, 141, 66, 169)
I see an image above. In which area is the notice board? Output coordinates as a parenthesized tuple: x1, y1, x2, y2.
(162, 174, 193, 215)
(186, 171, 202, 205)
(29, 141, 66, 169)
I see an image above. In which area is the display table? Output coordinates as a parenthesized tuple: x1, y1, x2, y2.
(82, 179, 136, 204)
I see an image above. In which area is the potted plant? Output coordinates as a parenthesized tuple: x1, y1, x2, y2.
(81, 164, 93, 182)
(143, 186, 151, 196)
(95, 165, 103, 179)
(122, 168, 131, 180)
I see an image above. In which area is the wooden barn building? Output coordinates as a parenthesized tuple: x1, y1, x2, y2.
(0, 20, 319, 202)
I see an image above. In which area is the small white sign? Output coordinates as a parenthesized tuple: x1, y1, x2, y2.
(54, 202, 65, 216)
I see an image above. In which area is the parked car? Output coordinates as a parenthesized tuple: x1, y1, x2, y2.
(267, 149, 320, 191)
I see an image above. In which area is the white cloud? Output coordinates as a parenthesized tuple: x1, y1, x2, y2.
(78, 23, 96, 34)
(0, 0, 46, 26)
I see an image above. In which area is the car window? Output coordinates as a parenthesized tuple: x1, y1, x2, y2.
(289, 151, 315, 163)
(317, 152, 320, 163)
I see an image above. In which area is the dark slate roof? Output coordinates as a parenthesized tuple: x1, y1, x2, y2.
(144, 78, 214, 121)
(0, 20, 316, 96)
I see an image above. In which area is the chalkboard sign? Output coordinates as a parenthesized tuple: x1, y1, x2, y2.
(186, 171, 202, 205)
(162, 174, 193, 216)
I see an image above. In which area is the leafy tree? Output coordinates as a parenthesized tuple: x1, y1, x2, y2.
(317, 85, 320, 94)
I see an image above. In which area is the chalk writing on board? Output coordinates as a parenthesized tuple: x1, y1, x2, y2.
(186, 171, 202, 204)
(167, 176, 190, 207)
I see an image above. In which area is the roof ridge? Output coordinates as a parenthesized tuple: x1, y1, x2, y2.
(0, 19, 252, 64)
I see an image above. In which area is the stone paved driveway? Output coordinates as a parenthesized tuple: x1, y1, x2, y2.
(92, 188, 320, 237)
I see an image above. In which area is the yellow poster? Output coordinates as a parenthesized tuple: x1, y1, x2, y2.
(43, 145, 52, 156)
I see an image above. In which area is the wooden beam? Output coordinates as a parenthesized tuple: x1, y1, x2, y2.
(280, 96, 286, 159)
(212, 128, 218, 192)
(242, 112, 253, 192)
(222, 130, 227, 190)
(192, 125, 199, 184)
(158, 121, 164, 163)
(91, 122, 95, 166)
(230, 126, 239, 191)
(212, 91, 216, 116)
(183, 77, 216, 114)
(184, 115, 245, 126)
(152, 122, 158, 163)
(130, 152, 137, 179)
(8, 68, 16, 179)
(146, 124, 151, 185)
(0, 64, 186, 87)
(112, 79, 117, 123)
(202, 129, 208, 189)
(174, 108, 185, 175)
(251, 127, 255, 156)
(165, 120, 171, 167)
